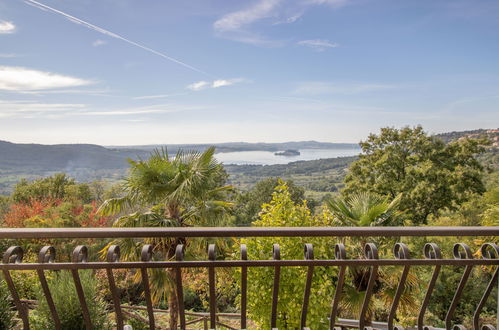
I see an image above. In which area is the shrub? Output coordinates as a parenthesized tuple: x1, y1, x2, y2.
(30, 270, 110, 330)
(0, 282, 15, 329)
(240, 182, 337, 328)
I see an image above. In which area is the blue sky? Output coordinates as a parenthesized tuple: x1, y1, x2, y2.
(0, 0, 498, 145)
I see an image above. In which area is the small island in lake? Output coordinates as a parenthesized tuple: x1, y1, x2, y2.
(275, 149, 301, 156)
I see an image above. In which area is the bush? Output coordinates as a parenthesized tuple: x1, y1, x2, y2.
(240, 182, 337, 328)
(30, 270, 110, 330)
(0, 282, 15, 329)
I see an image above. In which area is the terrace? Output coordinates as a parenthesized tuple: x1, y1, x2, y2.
(1, 226, 499, 330)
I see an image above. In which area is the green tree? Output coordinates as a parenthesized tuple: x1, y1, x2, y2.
(344, 126, 486, 224)
(0, 195, 10, 224)
(12, 173, 92, 204)
(241, 182, 336, 328)
(325, 192, 418, 324)
(99, 147, 233, 329)
(233, 177, 315, 226)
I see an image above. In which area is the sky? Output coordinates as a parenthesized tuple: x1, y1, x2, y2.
(0, 0, 498, 145)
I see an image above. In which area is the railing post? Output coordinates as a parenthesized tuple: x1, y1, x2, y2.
(71, 245, 92, 330)
(271, 244, 281, 330)
(140, 245, 156, 330)
(175, 244, 186, 330)
(359, 243, 379, 330)
(240, 244, 248, 330)
(208, 244, 217, 330)
(300, 244, 314, 330)
(445, 243, 474, 330)
(3, 246, 30, 330)
(37, 246, 61, 330)
(106, 245, 124, 329)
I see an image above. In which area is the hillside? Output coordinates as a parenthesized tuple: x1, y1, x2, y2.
(0, 140, 358, 194)
(1, 130, 496, 196)
(0, 140, 149, 171)
(111, 141, 359, 153)
(0, 141, 149, 194)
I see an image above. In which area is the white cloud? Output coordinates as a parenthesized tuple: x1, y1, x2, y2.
(80, 109, 165, 116)
(133, 93, 186, 100)
(187, 78, 247, 91)
(213, 0, 285, 46)
(213, 0, 351, 46)
(0, 100, 85, 118)
(214, 0, 281, 32)
(92, 39, 107, 47)
(76, 104, 207, 116)
(0, 66, 93, 91)
(306, 0, 349, 7)
(0, 53, 17, 58)
(187, 81, 210, 91)
(294, 81, 396, 95)
(297, 39, 339, 51)
(273, 13, 302, 25)
(212, 78, 245, 88)
(0, 21, 16, 34)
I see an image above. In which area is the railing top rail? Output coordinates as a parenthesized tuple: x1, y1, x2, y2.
(0, 226, 497, 239)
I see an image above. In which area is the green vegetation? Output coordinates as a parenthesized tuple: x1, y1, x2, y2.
(226, 156, 356, 193)
(99, 147, 233, 329)
(344, 126, 487, 224)
(0, 283, 15, 329)
(0, 126, 497, 328)
(241, 183, 336, 328)
(232, 177, 316, 226)
(326, 192, 402, 227)
(30, 270, 109, 329)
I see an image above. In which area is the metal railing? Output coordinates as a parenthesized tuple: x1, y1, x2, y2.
(0, 226, 498, 330)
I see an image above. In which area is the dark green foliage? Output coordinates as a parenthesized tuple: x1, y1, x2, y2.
(12, 174, 93, 204)
(344, 126, 486, 224)
(125, 316, 149, 330)
(0, 282, 15, 329)
(0, 195, 10, 223)
(30, 270, 109, 330)
(226, 156, 356, 177)
(430, 267, 497, 327)
(233, 177, 314, 226)
(184, 288, 204, 311)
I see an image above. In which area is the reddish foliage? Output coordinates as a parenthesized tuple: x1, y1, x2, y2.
(3, 198, 59, 227)
(3, 198, 109, 228)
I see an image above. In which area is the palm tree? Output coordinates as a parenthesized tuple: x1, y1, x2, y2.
(326, 191, 402, 227)
(99, 147, 233, 329)
(326, 192, 419, 323)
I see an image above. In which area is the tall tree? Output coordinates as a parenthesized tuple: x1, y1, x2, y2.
(343, 126, 486, 224)
(233, 177, 314, 226)
(99, 147, 233, 329)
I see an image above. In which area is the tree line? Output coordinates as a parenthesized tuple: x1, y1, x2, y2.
(0, 126, 497, 329)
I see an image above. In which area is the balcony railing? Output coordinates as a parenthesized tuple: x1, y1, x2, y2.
(1, 226, 498, 330)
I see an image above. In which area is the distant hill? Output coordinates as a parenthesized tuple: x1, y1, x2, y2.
(434, 128, 499, 144)
(0, 140, 359, 194)
(110, 141, 359, 154)
(0, 140, 149, 172)
(0, 131, 496, 195)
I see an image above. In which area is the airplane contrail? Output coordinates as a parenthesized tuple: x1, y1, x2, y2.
(24, 0, 211, 77)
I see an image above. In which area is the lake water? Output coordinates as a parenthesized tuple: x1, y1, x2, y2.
(215, 148, 360, 165)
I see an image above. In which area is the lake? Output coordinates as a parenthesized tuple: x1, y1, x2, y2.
(215, 148, 360, 165)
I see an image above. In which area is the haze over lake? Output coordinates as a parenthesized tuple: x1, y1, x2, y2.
(215, 148, 360, 165)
